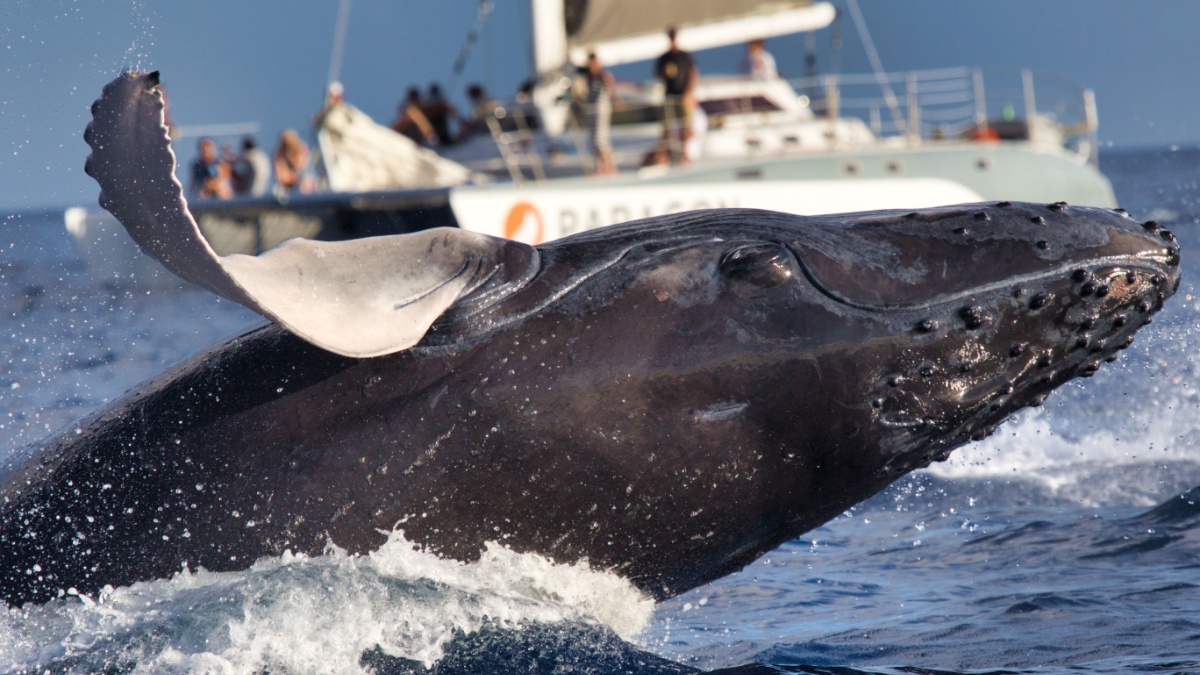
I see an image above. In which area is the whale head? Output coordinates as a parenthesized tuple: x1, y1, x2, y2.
(477, 203, 1179, 595)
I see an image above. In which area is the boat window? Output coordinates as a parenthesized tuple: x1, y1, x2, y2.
(609, 105, 666, 126)
(699, 96, 781, 116)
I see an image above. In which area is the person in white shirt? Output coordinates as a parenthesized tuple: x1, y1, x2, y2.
(740, 39, 778, 80)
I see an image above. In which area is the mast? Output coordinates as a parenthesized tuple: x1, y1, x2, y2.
(528, 0, 571, 137)
(530, 0, 568, 76)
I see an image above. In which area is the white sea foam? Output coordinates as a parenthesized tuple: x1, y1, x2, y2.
(0, 532, 654, 673)
(927, 395, 1200, 506)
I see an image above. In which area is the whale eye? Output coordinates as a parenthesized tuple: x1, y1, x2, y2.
(719, 244, 794, 288)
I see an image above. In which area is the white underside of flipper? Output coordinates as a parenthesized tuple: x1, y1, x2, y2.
(84, 72, 535, 358)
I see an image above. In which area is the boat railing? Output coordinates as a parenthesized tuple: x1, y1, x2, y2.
(482, 95, 683, 181)
(792, 66, 1099, 165)
(474, 65, 1101, 181)
(486, 104, 549, 183)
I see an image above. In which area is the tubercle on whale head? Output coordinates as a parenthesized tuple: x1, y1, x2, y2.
(789, 201, 1179, 311)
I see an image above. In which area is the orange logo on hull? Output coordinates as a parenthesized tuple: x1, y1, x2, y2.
(503, 202, 545, 245)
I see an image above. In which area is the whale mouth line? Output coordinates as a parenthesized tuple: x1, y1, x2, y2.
(797, 254, 1173, 312)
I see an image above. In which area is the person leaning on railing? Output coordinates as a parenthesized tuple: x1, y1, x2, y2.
(391, 87, 438, 146)
(273, 129, 312, 194)
(456, 83, 501, 143)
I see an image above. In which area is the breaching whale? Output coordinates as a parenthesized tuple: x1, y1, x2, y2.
(0, 72, 1181, 607)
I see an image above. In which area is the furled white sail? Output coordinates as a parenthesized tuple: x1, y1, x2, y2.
(532, 0, 836, 71)
(315, 102, 474, 192)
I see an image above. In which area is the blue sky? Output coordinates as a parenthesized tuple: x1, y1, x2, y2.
(2, 0, 1199, 210)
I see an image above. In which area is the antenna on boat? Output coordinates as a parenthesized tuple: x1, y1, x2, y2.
(326, 0, 353, 90)
(843, 0, 906, 134)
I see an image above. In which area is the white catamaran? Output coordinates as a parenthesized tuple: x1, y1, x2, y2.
(69, 0, 1117, 282)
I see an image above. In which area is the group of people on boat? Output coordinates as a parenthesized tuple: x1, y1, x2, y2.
(579, 27, 779, 175)
(189, 129, 313, 200)
(390, 82, 500, 148)
(188, 29, 784, 198)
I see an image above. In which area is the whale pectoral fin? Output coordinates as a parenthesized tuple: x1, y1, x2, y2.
(84, 71, 536, 358)
(220, 228, 519, 357)
(83, 70, 254, 305)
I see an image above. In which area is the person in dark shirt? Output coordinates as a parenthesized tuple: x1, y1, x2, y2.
(654, 27, 698, 165)
(422, 83, 461, 147)
(456, 83, 500, 142)
(392, 87, 437, 145)
(231, 136, 271, 196)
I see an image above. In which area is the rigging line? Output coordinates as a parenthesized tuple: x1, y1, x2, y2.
(326, 0, 353, 89)
(843, 0, 906, 134)
(449, 0, 495, 89)
(829, 4, 843, 79)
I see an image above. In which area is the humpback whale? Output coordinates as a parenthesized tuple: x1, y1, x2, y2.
(0, 72, 1181, 607)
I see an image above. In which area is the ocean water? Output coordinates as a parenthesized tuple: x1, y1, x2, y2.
(2, 148, 1200, 674)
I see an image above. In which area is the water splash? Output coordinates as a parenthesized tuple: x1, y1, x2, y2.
(1, 532, 653, 673)
(123, 1, 159, 71)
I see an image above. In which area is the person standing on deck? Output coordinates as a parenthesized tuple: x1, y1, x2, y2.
(740, 39, 778, 80)
(580, 52, 623, 175)
(654, 26, 697, 165)
(231, 136, 271, 197)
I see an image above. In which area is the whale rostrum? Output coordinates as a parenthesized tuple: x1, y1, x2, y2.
(0, 72, 1181, 606)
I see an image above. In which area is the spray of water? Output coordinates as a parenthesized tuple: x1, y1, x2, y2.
(1, 532, 654, 673)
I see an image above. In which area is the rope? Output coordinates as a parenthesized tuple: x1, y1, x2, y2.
(449, 0, 495, 89)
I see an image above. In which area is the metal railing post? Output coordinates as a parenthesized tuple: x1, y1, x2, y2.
(486, 113, 526, 183)
(1084, 88, 1099, 166)
(1022, 68, 1037, 144)
(906, 71, 920, 144)
(822, 74, 839, 120)
(972, 67, 986, 126)
(514, 107, 547, 182)
(824, 75, 840, 148)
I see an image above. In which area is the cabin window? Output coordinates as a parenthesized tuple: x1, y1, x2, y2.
(699, 96, 781, 116)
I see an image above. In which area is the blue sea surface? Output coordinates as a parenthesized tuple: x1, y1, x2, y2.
(2, 148, 1200, 673)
